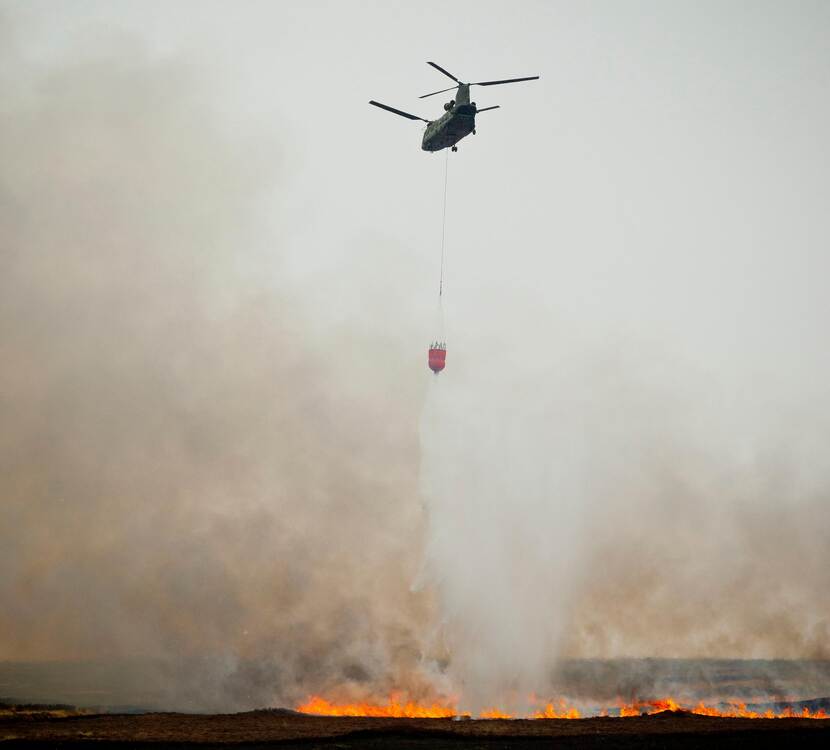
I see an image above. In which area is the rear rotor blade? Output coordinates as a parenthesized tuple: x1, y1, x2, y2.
(472, 75, 540, 86)
(369, 100, 430, 123)
(427, 61, 459, 82)
(475, 105, 500, 113)
(418, 85, 459, 99)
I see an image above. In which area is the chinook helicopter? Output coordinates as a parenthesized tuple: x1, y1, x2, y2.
(369, 62, 539, 152)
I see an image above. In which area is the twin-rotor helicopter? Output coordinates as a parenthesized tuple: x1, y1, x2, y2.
(369, 61, 539, 153)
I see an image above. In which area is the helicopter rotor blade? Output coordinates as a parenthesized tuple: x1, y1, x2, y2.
(369, 100, 430, 123)
(471, 75, 540, 87)
(475, 105, 500, 113)
(418, 85, 459, 99)
(427, 61, 460, 83)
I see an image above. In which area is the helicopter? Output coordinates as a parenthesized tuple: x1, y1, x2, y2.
(369, 62, 539, 153)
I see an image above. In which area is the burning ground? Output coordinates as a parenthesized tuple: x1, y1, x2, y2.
(291, 658, 830, 720)
(2, 706, 830, 749)
(295, 693, 830, 719)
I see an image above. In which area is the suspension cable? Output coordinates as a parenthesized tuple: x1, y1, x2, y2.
(439, 148, 449, 298)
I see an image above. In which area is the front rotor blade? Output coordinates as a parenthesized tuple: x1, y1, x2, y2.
(369, 100, 430, 123)
(475, 105, 500, 113)
(418, 85, 459, 99)
(427, 61, 459, 82)
(472, 75, 540, 86)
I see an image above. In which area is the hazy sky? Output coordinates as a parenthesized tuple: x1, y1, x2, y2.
(2, 0, 829, 711)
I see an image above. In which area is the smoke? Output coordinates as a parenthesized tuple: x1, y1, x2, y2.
(0, 16, 434, 711)
(418, 309, 830, 709)
(418, 370, 587, 712)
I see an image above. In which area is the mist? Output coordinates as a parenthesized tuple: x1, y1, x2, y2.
(2, 1, 830, 713)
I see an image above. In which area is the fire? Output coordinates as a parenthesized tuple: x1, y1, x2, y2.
(533, 700, 582, 719)
(619, 697, 680, 717)
(616, 698, 828, 720)
(296, 695, 456, 718)
(296, 695, 828, 720)
(686, 701, 827, 720)
(479, 708, 514, 719)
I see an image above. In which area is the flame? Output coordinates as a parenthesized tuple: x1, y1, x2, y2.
(479, 708, 514, 719)
(533, 700, 582, 719)
(686, 701, 827, 720)
(619, 697, 680, 717)
(296, 694, 456, 718)
(297, 694, 828, 720)
(616, 697, 827, 720)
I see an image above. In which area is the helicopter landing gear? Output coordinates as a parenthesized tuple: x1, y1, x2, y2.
(451, 146, 458, 152)
(473, 129, 476, 135)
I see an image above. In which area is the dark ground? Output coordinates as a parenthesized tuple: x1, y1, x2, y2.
(2, 708, 830, 749)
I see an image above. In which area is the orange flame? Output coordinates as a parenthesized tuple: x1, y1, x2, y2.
(616, 697, 827, 720)
(619, 697, 680, 717)
(296, 694, 828, 720)
(479, 707, 514, 719)
(533, 699, 582, 719)
(296, 694, 456, 718)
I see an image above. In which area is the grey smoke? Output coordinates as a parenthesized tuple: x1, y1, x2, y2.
(0, 14, 432, 711)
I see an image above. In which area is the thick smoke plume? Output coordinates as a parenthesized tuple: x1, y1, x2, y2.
(0, 20, 433, 711)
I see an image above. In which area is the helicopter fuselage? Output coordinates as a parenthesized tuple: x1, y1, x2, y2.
(422, 82, 476, 152)
(422, 103, 476, 151)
